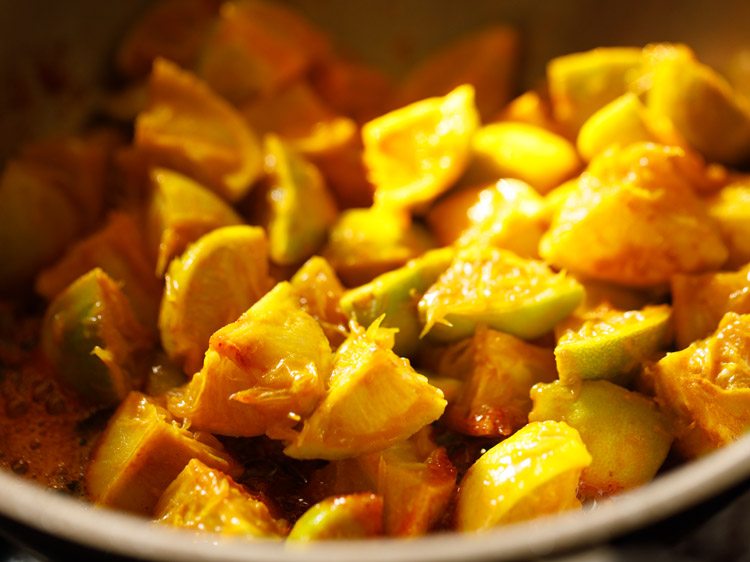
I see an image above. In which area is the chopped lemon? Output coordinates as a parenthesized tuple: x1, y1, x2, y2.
(419, 246, 584, 342)
(198, 0, 331, 104)
(262, 135, 338, 265)
(530, 380, 673, 498)
(671, 264, 750, 349)
(372, 430, 456, 536)
(146, 167, 244, 276)
(461, 122, 581, 193)
(643, 44, 750, 166)
(455, 179, 547, 258)
(0, 161, 81, 291)
(363, 85, 479, 211)
(435, 326, 557, 436)
(554, 303, 673, 385)
(135, 58, 263, 202)
(288, 493, 383, 541)
(456, 420, 591, 532)
(649, 312, 750, 458)
(41, 268, 152, 407)
(547, 47, 643, 135)
(86, 392, 239, 515)
(540, 143, 728, 286)
(705, 180, 750, 269)
(426, 185, 486, 246)
(290, 256, 349, 347)
(284, 320, 446, 460)
(159, 225, 273, 376)
(322, 207, 434, 287)
(168, 282, 331, 438)
(340, 247, 454, 357)
(577, 93, 660, 161)
(156, 458, 288, 538)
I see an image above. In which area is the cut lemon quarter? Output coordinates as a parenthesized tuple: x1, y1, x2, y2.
(363, 84, 479, 211)
(159, 225, 272, 375)
(456, 420, 591, 532)
(418, 246, 584, 342)
(554, 303, 673, 385)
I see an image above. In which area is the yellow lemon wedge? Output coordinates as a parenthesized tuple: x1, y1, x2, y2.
(363, 84, 479, 211)
(159, 225, 273, 375)
(456, 420, 591, 532)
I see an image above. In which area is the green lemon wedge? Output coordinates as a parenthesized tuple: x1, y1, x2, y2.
(41, 268, 152, 407)
(554, 303, 673, 385)
(418, 246, 584, 343)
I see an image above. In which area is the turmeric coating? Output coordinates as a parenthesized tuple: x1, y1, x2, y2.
(2, 0, 750, 543)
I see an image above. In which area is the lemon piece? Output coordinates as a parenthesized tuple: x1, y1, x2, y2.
(41, 268, 152, 407)
(540, 143, 728, 286)
(554, 304, 673, 385)
(87, 392, 239, 515)
(159, 225, 273, 376)
(288, 493, 383, 541)
(455, 179, 547, 258)
(263, 135, 338, 266)
(156, 459, 288, 538)
(530, 380, 673, 498)
(35, 212, 163, 329)
(547, 47, 643, 135)
(706, 181, 750, 269)
(135, 58, 262, 202)
(290, 256, 349, 347)
(644, 44, 750, 166)
(146, 167, 243, 276)
(462, 122, 581, 193)
(577, 93, 659, 161)
(649, 312, 750, 458)
(363, 85, 479, 211)
(435, 326, 556, 437)
(671, 264, 750, 349)
(371, 430, 456, 537)
(418, 246, 584, 343)
(340, 247, 454, 358)
(456, 420, 591, 532)
(322, 207, 434, 287)
(284, 320, 446, 460)
(168, 282, 331, 438)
